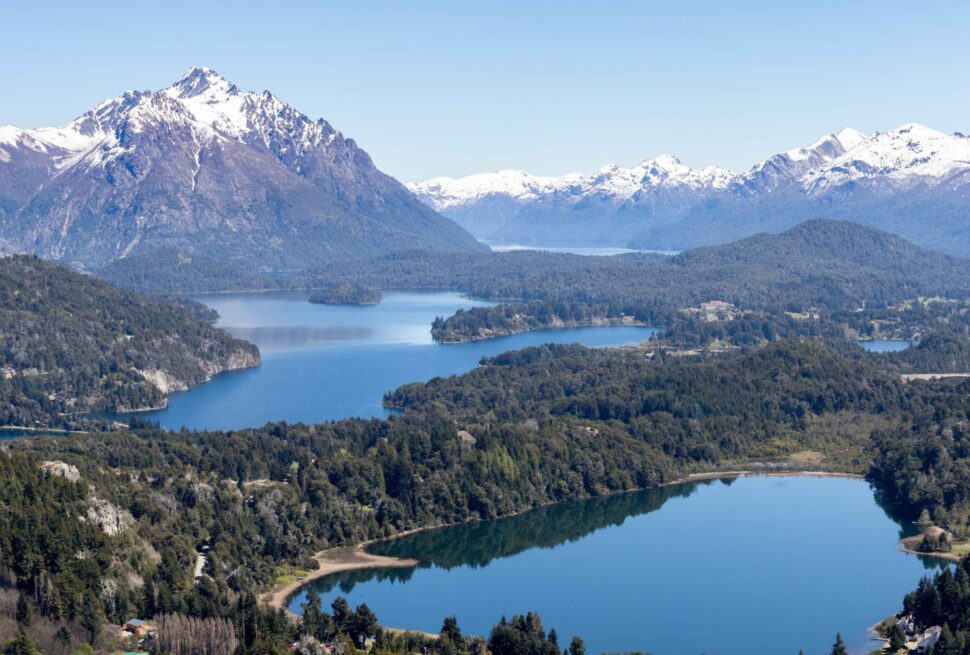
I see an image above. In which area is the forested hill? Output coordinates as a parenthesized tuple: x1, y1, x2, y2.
(100, 220, 970, 313)
(0, 256, 259, 428)
(657, 218, 970, 307)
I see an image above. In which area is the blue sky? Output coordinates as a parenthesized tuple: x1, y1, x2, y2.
(3, 0, 969, 181)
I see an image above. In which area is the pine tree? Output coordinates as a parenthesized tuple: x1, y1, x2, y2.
(1, 630, 41, 655)
(567, 636, 586, 655)
(830, 633, 849, 655)
(79, 594, 102, 645)
(54, 627, 71, 654)
(935, 624, 959, 655)
(332, 597, 352, 632)
(889, 623, 906, 652)
(441, 615, 465, 648)
(15, 593, 31, 628)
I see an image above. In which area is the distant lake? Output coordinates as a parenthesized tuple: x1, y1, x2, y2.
(288, 475, 937, 655)
(483, 242, 679, 256)
(859, 340, 912, 353)
(134, 291, 658, 431)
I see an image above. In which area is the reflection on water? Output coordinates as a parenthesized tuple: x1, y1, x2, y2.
(859, 340, 912, 353)
(297, 481, 705, 598)
(225, 325, 376, 350)
(483, 242, 679, 256)
(130, 291, 658, 430)
(288, 476, 940, 655)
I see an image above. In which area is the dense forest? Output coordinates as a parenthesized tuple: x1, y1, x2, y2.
(0, 257, 260, 430)
(308, 283, 382, 306)
(2, 330, 970, 652)
(100, 221, 970, 312)
(4, 219, 970, 653)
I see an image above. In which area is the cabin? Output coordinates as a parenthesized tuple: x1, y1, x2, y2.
(123, 618, 154, 637)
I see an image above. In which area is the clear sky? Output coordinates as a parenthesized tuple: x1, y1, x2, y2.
(2, 0, 969, 182)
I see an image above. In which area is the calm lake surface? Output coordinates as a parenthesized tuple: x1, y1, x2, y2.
(137, 291, 658, 431)
(859, 340, 912, 353)
(483, 242, 679, 256)
(289, 475, 937, 655)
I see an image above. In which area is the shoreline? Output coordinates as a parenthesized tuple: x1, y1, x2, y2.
(432, 319, 653, 345)
(898, 534, 963, 562)
(262, 538, 424, 617)
(260, 468, 865, 618)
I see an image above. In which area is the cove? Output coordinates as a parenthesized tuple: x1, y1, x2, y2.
(136, 291, 659, 431)
(287, 475, 938, 655)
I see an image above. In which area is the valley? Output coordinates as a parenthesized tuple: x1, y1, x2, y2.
(2, 31, 970, 655)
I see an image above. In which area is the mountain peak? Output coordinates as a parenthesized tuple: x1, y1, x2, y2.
(834, 127, 867, 149)
(169, 66, 238, 99)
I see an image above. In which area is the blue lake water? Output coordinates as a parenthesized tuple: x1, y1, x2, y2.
(289, 475, 937, 655)
(137, 291, 658, 431)
(859, 340, 912, 353)
(483, 242, 679, 256)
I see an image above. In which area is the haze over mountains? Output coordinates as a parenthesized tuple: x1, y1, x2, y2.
(0, 67, 484, 270)
(410, 124, 970, 256)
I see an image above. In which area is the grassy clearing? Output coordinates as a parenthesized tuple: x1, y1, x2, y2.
(273, 565, 315, 587)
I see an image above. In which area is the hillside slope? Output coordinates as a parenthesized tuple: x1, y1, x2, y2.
(0, 256, 259, 428)
(0, 67, 485, 270)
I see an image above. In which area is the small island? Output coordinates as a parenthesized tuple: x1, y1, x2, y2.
(308, 283, 382, 306)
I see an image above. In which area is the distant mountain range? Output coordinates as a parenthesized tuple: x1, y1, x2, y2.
(409, 124, 970, 256)
(0, 67, 484, 270)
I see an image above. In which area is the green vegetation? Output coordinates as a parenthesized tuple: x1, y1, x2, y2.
(100, 221, 970, 313)
(0, 256, 259, 430)
(308, 283, 382, 306)
(5, 219, 970, 652)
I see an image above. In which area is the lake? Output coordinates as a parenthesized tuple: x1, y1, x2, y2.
(859, 340, 912, 353)
(136, 291, 659, 431)
(482, 242, 679, 256)
(288, 475, 937, 655)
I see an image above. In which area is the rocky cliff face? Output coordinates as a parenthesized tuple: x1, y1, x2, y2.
(0, 68, 485, 270)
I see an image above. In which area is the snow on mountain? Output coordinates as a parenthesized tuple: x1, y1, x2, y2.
(410, 125, 970, 256)
(408, 154, 733, 211)
(410, 169, 585, 210)
(804, 123, 970, 192)
(0, 67, 484, 269)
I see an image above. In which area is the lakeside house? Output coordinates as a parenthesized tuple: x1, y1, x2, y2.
(684, 300, 741, 322)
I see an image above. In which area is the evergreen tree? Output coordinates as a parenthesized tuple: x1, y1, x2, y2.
(935, 625, 959, 655)
(830, 633, 848, 655)
(889, 623, 906, 651)
(349, 603, 378, 648)
(441, 616, 463, 644)
(302, 590, 330, 641)
(54, 626, 72, 654)
(15, 593, 31, 628)
(80, 594, 102, 645)
(1, 631, 41, 655)
(568, 636, 586, 655)
(331, 597, 352, 632)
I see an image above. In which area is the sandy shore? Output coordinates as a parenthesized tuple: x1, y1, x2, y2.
(262, 468, 865, 618)
(262, 545, 420, 615)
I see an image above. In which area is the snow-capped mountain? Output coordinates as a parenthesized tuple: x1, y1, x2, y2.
(0, 67, 484, 269)
(409, 124, 970, 256)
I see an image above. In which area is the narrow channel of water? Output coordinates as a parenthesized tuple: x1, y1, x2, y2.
(132, 291, 658, 431)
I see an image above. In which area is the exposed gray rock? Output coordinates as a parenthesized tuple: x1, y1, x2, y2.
(0, 68, 485, 271)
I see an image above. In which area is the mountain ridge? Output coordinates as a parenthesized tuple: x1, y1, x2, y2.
(409, 124, 970, 255)
(0, 67, 485, 270)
